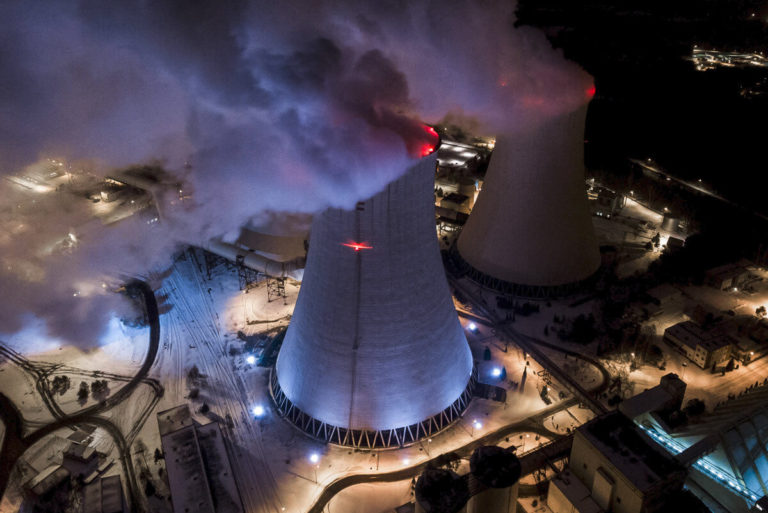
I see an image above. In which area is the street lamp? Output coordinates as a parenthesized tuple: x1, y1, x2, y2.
(471, 419, 483, 436)
(246, 355, 256, 365)
(252, 405, 265, 417)
(309, 453, 320, 483)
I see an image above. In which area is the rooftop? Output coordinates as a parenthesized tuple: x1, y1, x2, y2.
(157, 404, 195, 436)
(83, 475, 124, 513)
(646, 284, 682, 303)
(580, 411, 686, 492)
(550, 469, 602, 513)
(619, 386, 676, 420)
(161, 424, 215, 513)
(665, 321, 730, 351)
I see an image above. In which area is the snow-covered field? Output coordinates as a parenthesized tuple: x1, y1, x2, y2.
(0, 249, 601, 513)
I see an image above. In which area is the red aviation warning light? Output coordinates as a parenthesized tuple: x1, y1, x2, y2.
(342, 241, 373, 252)
(586, 85, 596, 98)
(419, 125, 440, 157)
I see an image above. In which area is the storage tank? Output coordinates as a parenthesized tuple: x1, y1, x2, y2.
(273, 150, 475, 449)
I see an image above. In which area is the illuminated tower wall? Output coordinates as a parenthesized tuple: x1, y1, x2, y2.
(273, 153, 475, 449)
(455, 103, 600, 297)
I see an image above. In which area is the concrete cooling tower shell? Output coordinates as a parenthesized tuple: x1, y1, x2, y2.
(273, 154, 475, 449)
(455, 104, 600, 298)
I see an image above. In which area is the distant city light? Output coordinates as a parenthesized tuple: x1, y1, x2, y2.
(491, 367, 502, 377)
(252, 405, 265, 417)
(246, 355, 256, 365)
(309, 453, 320, 464)
(467, 322, 478, 332)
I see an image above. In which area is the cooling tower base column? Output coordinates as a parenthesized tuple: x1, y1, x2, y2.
(270, 368, 477, 449)
(448, 246, 599, 300)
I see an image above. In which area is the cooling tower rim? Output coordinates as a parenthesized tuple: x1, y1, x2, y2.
(448, 245, 601, 300)
(269, 367, 478, 450)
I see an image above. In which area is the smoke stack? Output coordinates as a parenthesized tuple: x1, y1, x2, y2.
(455, 103, 600, 298)
(273, 152, 475, 449)
(415, 468, 470, 513)
(467, 445, 521, 513)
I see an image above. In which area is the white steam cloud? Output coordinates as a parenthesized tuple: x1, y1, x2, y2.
(0, 0, 592, 347)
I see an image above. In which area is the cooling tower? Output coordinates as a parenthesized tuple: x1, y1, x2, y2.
(455, 103, 600, 298)
(273, 153, 475, 449)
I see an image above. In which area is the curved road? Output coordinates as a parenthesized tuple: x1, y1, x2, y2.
(305, 277, 612, 513)
(306, 398, 577, 513)
(0, 280, 162, 512)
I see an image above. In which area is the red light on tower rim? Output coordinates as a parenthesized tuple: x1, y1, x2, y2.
(342, 241, 373, 252)
(420, 124, 440, 157)
(586, 85, 596, 98)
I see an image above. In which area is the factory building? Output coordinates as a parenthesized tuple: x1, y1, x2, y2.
(547, 411, 687, 513)
(157, 405, 243, 513)
(454, 103, 600, 298)
(273, 151, 475, 449)
(663, 321, 733, 369)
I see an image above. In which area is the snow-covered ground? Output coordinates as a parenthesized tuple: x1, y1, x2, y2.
(0, 249, 606, 513)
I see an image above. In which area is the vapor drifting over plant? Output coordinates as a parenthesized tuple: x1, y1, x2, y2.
(0, 0, 592, 346)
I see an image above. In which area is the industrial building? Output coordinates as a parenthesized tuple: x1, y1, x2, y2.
(618, 373, 687, 425)
(623, 375, 767, 511)
(273, 152, 475, 449)
(706, 263, 751, 291)
(157, 405, 243, 513)
(82, 475, 126, 513)
(205, 222, 309, 282)
(663, 321, 733, 369)
(454, 103, 600, 298)
(547, 411, 688, 513)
